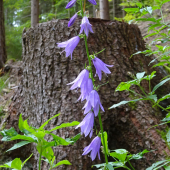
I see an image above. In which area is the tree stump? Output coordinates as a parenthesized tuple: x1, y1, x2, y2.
(2, 18, 170, 170)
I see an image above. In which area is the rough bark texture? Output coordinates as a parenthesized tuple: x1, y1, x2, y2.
(2, 18, 170, 170)
(0, 0, 7, 68)
(31, 0, 39, 27)
(99, 0, 110, 20)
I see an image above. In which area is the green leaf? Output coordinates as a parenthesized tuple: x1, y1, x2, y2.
(143, 71, 156, 81)
(18, 114, 24, 132)
(10, 134, 36, 142)
(136, 18, 159, 22)
(115, 82, 131, 92)
(130, 149, 150, 160)
(50, 121, 79, 132)
(165, 165, 170, 170)
(65, 133, 81, 145)
(101, 132, 108, 155)
(48, 132, 70, 146)
(152, 78, 170, 93)
(153, 61, 169, 68)
(148, 24, 162, 32)
(109, 99, 142, 109)
(136, 72, 145, 79)
(136, 2, 142, 8)
(6, 141, 31, 152)
(124, 8, 139, 13)
(157, 93, 170, 104)
(106, 164, 114, 170)
(110, 149, 128, 162)
(146, 95, 157, 102)
(52, 160, 71, 168)
(146, 160, 169, 170)
(166, 129, 170, 142)
(39, 113, 60, 130)
(11, 158, 22, 170)
(144, 33, 158, 39)
(161, 113, 170, 122)
(1, 127, 18, 141)
(162, 0, 170, 5)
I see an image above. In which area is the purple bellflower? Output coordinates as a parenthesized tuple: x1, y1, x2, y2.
(88, 0, 97, 5)
(78, 78, 93, 101)
(57, 36, 80, 59)
(82, 136, 101, 161)
(83, 90, 104, 116)
(76, 112, 94, 138)
(67, 69, 89, 90)
(66, 0, 77, 9)
(68, 13, 78, 27)
(80, 16, 94, 37)
(92, 57, 113, 80)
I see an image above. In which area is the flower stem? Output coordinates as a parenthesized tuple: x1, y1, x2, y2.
(98, 110, 108, 164)
(39, 146, 42, 170)
(128, 160, 135, 170)
(80, 0, 108, 164)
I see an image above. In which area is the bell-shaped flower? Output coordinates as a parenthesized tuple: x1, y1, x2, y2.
(57, 36, 80, 59)
(67, 69, 89, 90)
(68, 13, 78, 27)
(88, 0, 97, 5)
(76, 112, 94, 138)
(80, 16, 94, 37)
(92, 57, 113, 80)
(78, 78, 93, 101)
(83, 90, 104, 116)
(66, 0, 77, 9)
(82, 136, 101, 161)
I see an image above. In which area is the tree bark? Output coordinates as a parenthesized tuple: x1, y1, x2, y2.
(99, 0, 110, 20)
(2, 18, 170, 170)
(0, 0, 7, 68)
(31, 0, 39, 27)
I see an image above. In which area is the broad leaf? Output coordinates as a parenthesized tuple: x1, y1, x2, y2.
(146, 160, 169, 170)
(115, 82, 131, 92)
(65, 133, 81, 145)
(136, 72, 145, 79)
(130, 149, 149, 160)
(11, 158, 22, 170)
(10, 134, 36, 142)
(152, 78, 170, 93)
(110, 149, 128, 162)
(50, 121, 79, 132)
(48, 133, 70, 146)
(39, 113, 60, 130)
(6, 141, 31, 152)
(124, 8, 139, 13)
(109, 99, 142, 109)
(1, 127, 18, 141)
(106, 164, 114, 170)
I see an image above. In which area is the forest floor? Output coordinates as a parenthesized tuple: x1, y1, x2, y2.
(0, 59, 22, 130)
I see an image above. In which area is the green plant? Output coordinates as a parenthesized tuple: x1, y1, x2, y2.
(0, 113, 80, 170)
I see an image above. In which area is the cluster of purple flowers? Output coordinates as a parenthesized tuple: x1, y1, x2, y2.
(57, 0, 113, 161)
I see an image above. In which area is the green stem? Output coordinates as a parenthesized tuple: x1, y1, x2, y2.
(160, 7, 165, 24)
(156, 103, 169, 113)
(128, 160, 135, 170)
(39, 146, 42, 170)
(98, 110, 108, 164)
